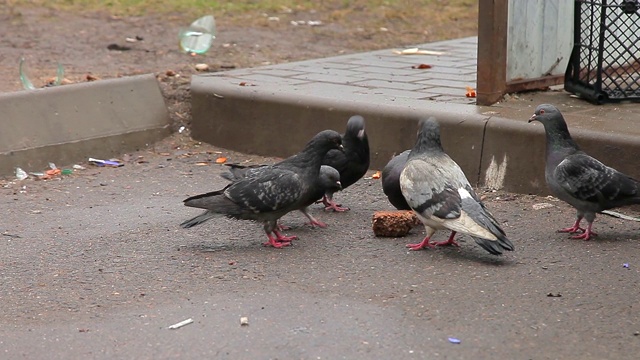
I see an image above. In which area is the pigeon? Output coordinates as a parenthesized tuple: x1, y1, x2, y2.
(320, 115, 370, 212)
(180, 130, 344, 248)
(381, 150, 411, 210)
(220, 163, 342, 228)
(399, 117, 514, 255)
(529, 103, 640, 240)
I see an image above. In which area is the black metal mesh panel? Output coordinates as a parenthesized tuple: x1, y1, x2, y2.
(565, 0, 640, 104)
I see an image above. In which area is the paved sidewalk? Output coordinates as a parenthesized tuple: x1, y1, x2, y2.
(191, 37, 640, 195)
(213, 37, 478, 105)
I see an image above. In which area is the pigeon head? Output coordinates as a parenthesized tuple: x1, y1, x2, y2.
(345, 115, 367, 140)
(529, 104, 579, 150)
(411, 117, 443, 154)
(319, 165, 342, 191)
(528, 104, 562, 124)
(308, 129, 344, 153)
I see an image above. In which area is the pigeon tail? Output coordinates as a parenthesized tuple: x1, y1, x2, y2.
(183, 188, 249, 219)
(180, 210, 221, 228)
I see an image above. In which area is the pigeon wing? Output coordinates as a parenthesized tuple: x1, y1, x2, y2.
(400, 158, 462, 219)
(554, 153, 639, 204)
(224, 168, 303, 213)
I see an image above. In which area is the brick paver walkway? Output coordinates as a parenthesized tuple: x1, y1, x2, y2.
(212, 37, 478, 105)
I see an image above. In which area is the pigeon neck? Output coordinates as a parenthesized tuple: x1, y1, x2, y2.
(289, 143, 329, 174)
(544, 121, 580, 153)
(344, 134, 370, 159)
(411, 139, 442, 157)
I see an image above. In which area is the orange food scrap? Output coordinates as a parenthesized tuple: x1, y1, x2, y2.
(411, 64, 433, 69)
(372, 171, 381, 179)
(40, 168, 62, 180)
(215, 157, 228, 164)
(465, 86, 476, 98)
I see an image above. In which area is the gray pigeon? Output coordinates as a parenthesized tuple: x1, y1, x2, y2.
(180, 130, 343, 248)
(220, 163, 342, 228)
(320, 115, 370, 212)
(381, 150, 411, 210)
(529, 103, 640, 240)
(399, 117, 514, 255)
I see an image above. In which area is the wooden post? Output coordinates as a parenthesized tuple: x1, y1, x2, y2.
(477, 0, 509, 105)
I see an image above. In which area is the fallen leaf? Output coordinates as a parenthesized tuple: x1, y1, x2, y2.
(465, 86, 476, 98)
(215, 157, 228, 164)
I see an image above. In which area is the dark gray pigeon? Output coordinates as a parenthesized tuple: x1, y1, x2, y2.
(320, 115, 370, 211)
(399, 117, 514, 255)
(220, 163, 342, 228)
(529, 103, 640, 240)
(381, 150, 411, 210)
(180, 130, 343, 248)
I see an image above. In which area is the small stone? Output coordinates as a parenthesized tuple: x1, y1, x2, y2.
(195, 63, 209, 72)
(240, 317, 249, 326)
(532, 203, 554, 210)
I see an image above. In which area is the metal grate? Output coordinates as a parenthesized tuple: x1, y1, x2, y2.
(565, 0, 640, 104)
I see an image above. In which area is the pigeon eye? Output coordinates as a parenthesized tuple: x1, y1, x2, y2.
(540, 109, 545, 114)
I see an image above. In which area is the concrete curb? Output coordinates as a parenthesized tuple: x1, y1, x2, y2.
(191, 74, 640, 196)
(191, 75, 489, 186)
(0, 74, 170, 176)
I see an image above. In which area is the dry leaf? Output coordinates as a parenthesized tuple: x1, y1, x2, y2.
(465, 86, 476, 98)
(215, 157, 228, 164)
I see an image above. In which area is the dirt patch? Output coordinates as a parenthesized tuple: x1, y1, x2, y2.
(0, 5, 477, 131)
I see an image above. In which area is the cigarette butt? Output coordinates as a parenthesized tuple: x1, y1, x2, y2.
(168, 318, 194, 329)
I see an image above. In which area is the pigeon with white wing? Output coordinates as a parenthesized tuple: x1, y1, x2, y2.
(400, 117, 514, 255)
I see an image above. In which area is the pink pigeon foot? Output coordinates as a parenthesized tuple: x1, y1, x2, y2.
(308, 219, 327, 228)
(273, 229, 298, 242)
(558, 218, 585, 234)
(570, 223, 597, 240)
(431, 231, 460, 247)
(406, 236, 436, 251)
(263, 233, 292, 248)
(319, 195, 350, 212)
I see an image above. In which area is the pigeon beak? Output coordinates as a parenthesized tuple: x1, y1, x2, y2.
(338, 144, 345, 152)
(357, 129, 365, 140)
(336, 181, 342, 190)
(528, 114, 537, 123)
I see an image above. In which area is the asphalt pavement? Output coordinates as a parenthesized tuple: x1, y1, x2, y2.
(1, 134, 639, 359)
